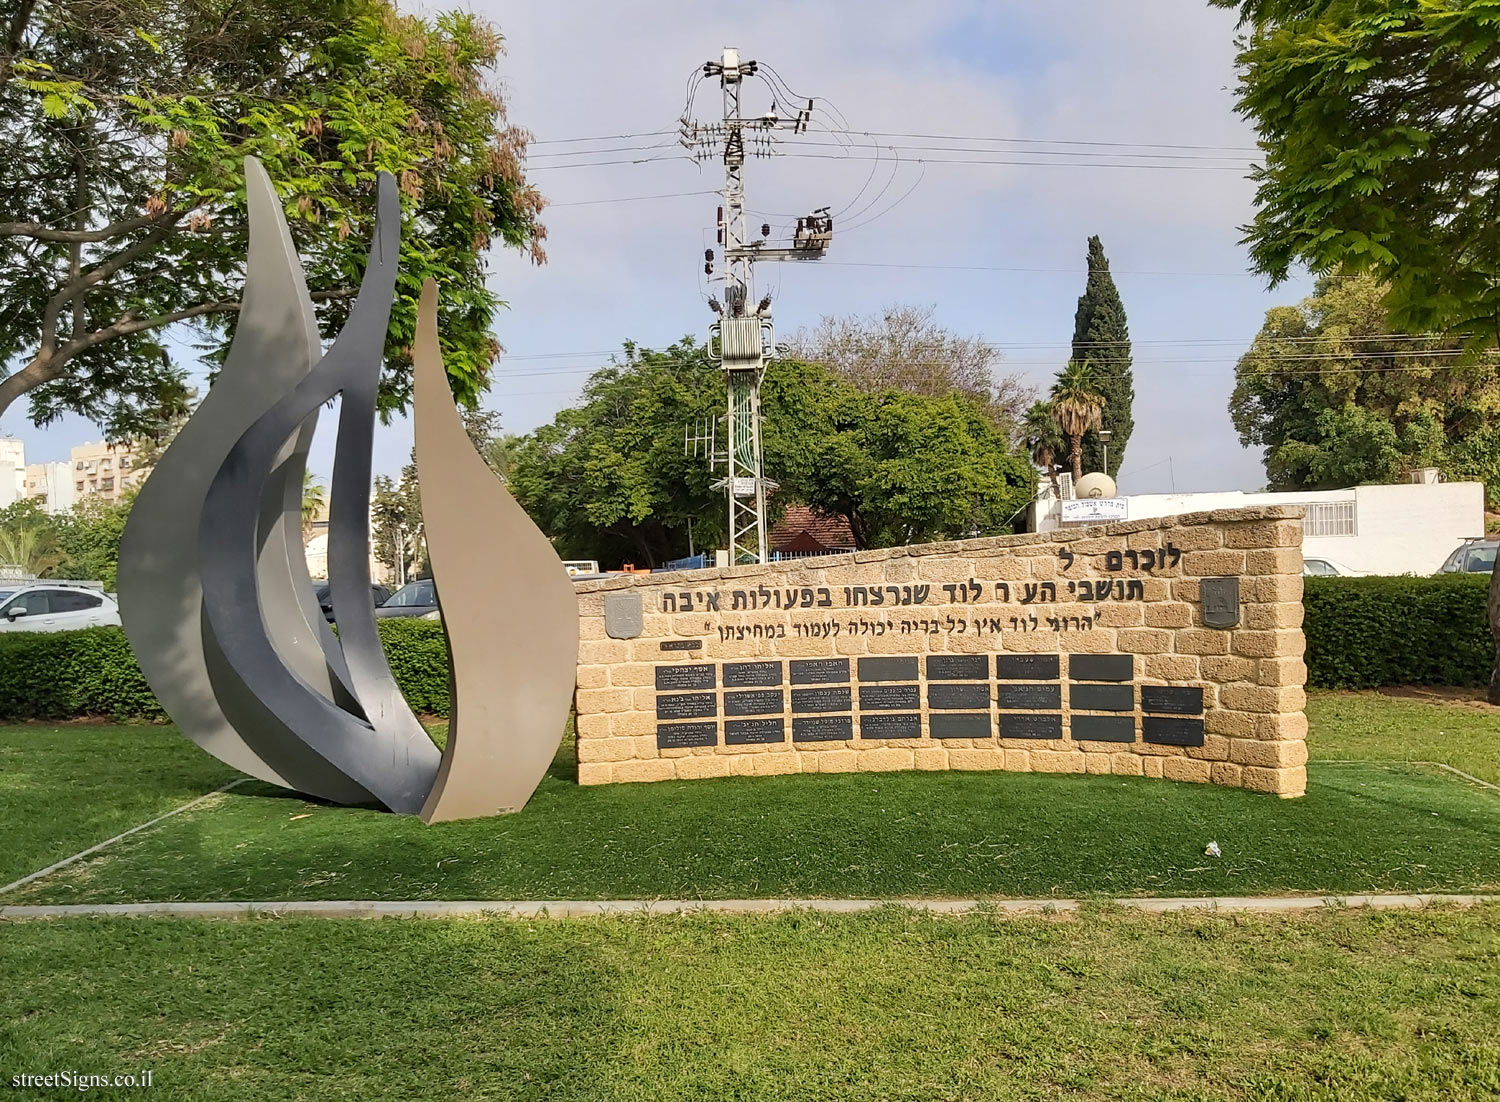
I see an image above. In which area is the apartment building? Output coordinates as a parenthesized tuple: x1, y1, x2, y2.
(68, 440, 146, 505)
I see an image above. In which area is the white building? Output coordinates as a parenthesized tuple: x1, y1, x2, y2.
(23, 462, 76, 514)
(0, 437, 24, 507)
(1033, 472, 1485, 576)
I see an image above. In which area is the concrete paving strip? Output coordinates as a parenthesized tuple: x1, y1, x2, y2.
(1, 894, 1494, 921)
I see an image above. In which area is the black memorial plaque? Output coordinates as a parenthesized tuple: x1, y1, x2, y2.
(1070, 654, 1134, 682)
(928, 682, 991, 711)
(930, 712, 993, 739)
(723, 660, 783, 687)
(790, 658, 850, 685)
(656, 692, 717, 720)
(656, 722, 718, 750)
(997, 654, 1060, 681)
(1142, 685, 1204, 715)
(858, 684, 921, 711)
(996, 683, 1062, 710)
(725, 717, 786, 745)
(791, 687, 851, 714)
(859, 712, 921, 739)
(1143, 716, 1205, 747)
(654, 664, 716, 691)
(1071, 715, 1136, 743)
(724, 689, 784, 716)
(926, 654, 989, 681)
(1070, 683, 1135, 712)
(858, 656, 920, 682)
(659, 639, 702, 652)
(1000, 713, 1063, 740)
(793, 715, 853, 742)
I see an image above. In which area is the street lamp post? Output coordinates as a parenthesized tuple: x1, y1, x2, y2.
(1098, 429, 1114, 478)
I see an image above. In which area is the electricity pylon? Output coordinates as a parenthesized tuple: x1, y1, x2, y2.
(681, 47, 832, 564)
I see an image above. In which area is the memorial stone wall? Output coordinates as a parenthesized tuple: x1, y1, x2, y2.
(572, 506, 1308, 797)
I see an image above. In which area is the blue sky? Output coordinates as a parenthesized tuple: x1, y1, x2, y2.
(1, 0, 1313, 497)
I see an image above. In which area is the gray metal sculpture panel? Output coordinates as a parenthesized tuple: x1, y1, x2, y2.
(117, 157, 576, 818)
(412, 281, 579, 821)
(197, 172, 438, 815)
(118, 159, 367, 803)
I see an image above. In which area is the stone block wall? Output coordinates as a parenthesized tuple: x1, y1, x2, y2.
(572, 506, 1308, 796)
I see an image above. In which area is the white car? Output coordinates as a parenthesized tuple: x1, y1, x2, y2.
(1303, 557, 1362, 576)
(0, 583, 122, 632)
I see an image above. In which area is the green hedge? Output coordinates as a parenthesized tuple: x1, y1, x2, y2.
(0, 578, 1492, 720)
(0, 619, 455, 722)
(1303, 574, 1491, 690)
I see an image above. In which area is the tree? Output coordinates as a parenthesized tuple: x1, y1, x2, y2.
(1, 0, 544, 439)
(0, 492, 132, 585)
(1213, 0, 1500, 338)
(1230, 273, 1500, 493)
(1021, 400, 1064, 498)
(372, 459, 422, 584)
(1071, 236, 1133, 476)
(301, 472, 325, 543)
(1050, 360, 1105, 483)
(509, 340, 727, 568)
(786, 385, 1037, 550)
(0, 522, 65, 578)
(53, 492, 132, 587)
(1214, 0, 1500, 700)
(509, 340, 1037, 564)
(787, 304, 1033, 432)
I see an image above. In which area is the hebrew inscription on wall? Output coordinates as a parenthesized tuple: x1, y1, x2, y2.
(574, 507, 1308, 797)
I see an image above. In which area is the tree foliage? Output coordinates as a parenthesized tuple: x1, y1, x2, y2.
(509, 341, 1037, 567)
(1230, 273, 1500, 497)
(1, 0, 544, 438)
(787, 304, 1033, 432)
(1213, 0, 1500, 338)
(1071, 236, 1133, 476)
(0, 493, 133, 587)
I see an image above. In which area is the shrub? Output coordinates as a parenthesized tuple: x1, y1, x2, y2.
(1303, 574, 1490, 690)
(0, 577, 1492, 720)
(0, 620, 455, 722)
(0, 627, 162, 721)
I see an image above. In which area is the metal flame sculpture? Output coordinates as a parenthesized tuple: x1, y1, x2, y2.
(117, 158, 577, 821)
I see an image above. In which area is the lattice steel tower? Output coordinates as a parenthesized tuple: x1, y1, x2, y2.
(682, 47, 832, 564)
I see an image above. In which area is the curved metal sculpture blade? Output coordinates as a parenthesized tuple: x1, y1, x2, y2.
(412, 280, 579, 821)
(118, 158, 366, 800)
(198, 173, 439, 814)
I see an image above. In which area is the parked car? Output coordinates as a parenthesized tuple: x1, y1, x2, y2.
(0, 583, 121, 632)
(1437, 539, 1497, 574)
(311, 581, 393, 623)
(374, 578, 439, 619)
(1303, 557, 1358, 576)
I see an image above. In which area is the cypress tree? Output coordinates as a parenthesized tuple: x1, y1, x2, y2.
(1071, 236, 1134, 477)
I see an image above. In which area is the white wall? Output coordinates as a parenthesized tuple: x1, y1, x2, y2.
(0, 438, 25, 508)
(1088, 482, 1485, 576)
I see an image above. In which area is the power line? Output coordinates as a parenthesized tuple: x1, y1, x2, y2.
(547, 189, 717, 208)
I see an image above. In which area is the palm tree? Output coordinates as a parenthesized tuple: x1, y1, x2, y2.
(1021, 400, 1064, 496)
(0, 525, 66, 579)
(301, 472, 326, 544)
(1050, 359, 1106, 483)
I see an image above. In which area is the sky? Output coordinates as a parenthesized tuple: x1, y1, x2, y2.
(1, 0, 1314, 497)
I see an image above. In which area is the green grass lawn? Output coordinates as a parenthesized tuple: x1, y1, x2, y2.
(1307, 691, 1500, 785)
(1, 905, 1497, 1100)
(0, 692, 1496, 904)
